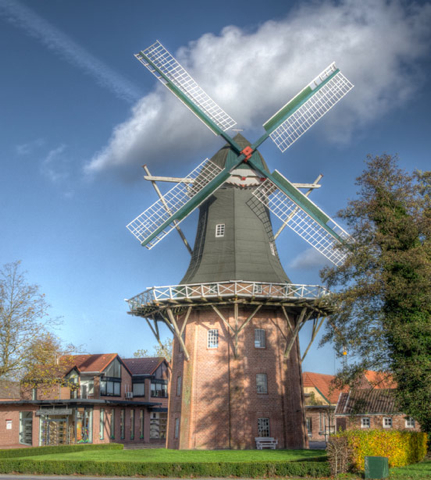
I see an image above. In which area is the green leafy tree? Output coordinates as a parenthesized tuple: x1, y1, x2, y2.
(321, 154, 431, 432)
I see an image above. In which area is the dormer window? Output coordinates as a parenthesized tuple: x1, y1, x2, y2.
(215, 224, 225, 237)
(269, 242, 276, 256)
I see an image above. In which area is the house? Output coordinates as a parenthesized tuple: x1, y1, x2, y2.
(0, 354, 169, 448)
(302, 372, 347, 442)
(302, 370, 396, 442)
(335, 388, 420, 432)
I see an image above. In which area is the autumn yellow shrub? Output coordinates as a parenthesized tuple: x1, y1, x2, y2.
(330, 430, 427, 471)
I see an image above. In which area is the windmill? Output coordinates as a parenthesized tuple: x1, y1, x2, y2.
(126, 41, 353, 450)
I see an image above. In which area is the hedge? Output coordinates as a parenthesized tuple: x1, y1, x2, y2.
(331, 430, 428, 471)
(0, 458, 330, 478)
(0, 443, 123, 459)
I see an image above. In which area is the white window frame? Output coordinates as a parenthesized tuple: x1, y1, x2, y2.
(255, 329, 266, 348)
(257, 418, 270, 437)
(383, 417, 392, 428)
(215, 224, 225, 237)
(207, 329, 219, 349)
(253, 283, 263, 294)
(405, 417, 415, 428)
(361, 417, 370, 428)
(256, 373, 268, 394)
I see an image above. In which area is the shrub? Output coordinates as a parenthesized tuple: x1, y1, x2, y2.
(0, 458, 330, 477)
(327, 435, 352, 475)
(329, 430, 427, 471)
(0, 443, 123, 459)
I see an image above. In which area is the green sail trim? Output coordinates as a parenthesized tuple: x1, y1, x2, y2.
(263, 68, 340, 134)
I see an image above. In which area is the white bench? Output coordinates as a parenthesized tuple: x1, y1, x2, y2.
(255, 437, 278, 449)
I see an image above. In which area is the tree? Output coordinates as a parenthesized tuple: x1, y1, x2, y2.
(0, 261, 78, 390)
(133, 338, 173, 362)
(320, 154, 431, 432)
(0, 261, 59, 380)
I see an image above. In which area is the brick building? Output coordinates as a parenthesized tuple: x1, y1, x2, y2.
(302, 371, 397, 442)
(335, 388, 420, 432)
(0, 354, 169, 448)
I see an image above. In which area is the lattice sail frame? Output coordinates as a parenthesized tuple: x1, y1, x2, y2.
(252, 177, 350, 266)
(267, 69, 354, 153)
(127, 159, 224, 249)
(135, 41, 236, 134)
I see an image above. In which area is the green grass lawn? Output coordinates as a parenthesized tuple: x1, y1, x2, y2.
(389, 459, 431, 479)
(23, 447, 326, 463)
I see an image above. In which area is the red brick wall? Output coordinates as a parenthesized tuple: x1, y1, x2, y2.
(336, 414, 421, 432)
(167, 306, 308, 449)
(305, 407, 335, 441)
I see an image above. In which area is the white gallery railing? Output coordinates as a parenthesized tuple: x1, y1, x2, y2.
(126, 280, 329, 311)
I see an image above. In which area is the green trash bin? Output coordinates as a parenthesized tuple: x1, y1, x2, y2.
(365, 456, 389, 479)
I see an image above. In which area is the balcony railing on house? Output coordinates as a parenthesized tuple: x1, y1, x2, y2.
(126, 280, 330, 311)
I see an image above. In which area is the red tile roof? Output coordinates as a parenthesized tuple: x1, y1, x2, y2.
(122, 357, 165, 376)
(363, 370, 396, 389)
(303, 372, 348, 404)
(61, 354, 118, 373)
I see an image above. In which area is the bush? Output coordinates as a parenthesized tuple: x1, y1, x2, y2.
(327, 435, 352, 475)
(0, 458, 330, 477)
(0, 443, 123, 459)
(329, 430, 427, 471)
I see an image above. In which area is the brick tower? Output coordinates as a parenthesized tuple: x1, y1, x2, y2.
(126, 41, 352, 449)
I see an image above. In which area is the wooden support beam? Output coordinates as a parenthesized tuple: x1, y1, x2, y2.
(143, 165, 193, 255)
(284, 307, 313, 358)
(238, 305, 262, 334)
(211, 305, 235, 334)
(180, 306, 192, 337)
(301, 315, 326, 362)
(166, 308, 190, 361)
(281, 306, 294, 333)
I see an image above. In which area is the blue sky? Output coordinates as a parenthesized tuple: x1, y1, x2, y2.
(1, 0, 430, 375)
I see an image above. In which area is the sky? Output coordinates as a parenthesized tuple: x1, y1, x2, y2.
(0, 0, 430, 375)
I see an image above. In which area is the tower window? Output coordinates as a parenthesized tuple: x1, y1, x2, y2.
(215, 224, 225, 237)
(269, 242, 276, 256)
(174, 418, 180, 439)
(256, 373, 268, 394)
(255, 329, 266, 348)
(176, 376, 182, 396)
(207, 329, 219, 349)
(257, 418, 270, 437)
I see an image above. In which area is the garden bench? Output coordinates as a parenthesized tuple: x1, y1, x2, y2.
(255, 437, 278, 449)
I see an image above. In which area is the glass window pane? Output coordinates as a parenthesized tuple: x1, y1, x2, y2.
(114, 382, 121, 396)
(208, 329, 219, 348)
(133, 383, 145, 396)
(255, 329, 266, 348)
(256, 374, 268, 394)
(258, 418, 270, 437)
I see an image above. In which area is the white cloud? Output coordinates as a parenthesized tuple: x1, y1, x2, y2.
(289, 248, 330, 270)
(86, 0, 431, 176)
(0, 1, 142, 104)
(16, 138, 45, 155)
(41, 145, 70, 186)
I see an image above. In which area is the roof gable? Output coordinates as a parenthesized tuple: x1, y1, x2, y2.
(122, 357, 166, 376)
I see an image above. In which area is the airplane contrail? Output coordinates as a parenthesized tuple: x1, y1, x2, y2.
(0, 0, 143, 104)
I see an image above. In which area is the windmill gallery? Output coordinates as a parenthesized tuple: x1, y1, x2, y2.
(126, 41, 354, 449)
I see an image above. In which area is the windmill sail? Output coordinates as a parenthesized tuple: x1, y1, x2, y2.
(263, 63, 354, 153)
(252, 171, 350, 266)
(127, 159, 229, 249)
(135, 41, 236, 135)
